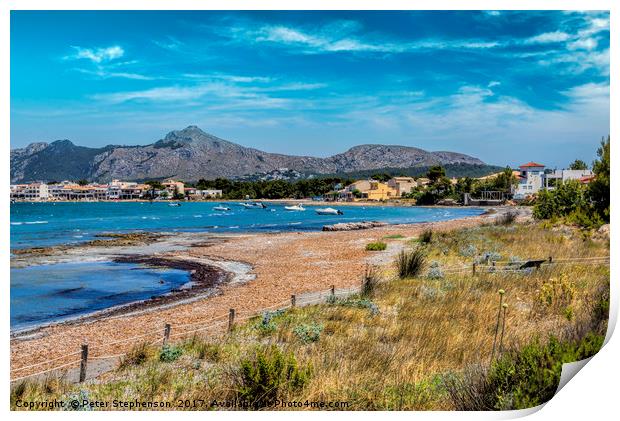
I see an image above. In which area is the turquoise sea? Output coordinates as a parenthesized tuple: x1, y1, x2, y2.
(10, 202, 484, 330)
(10, 201, 483, 250)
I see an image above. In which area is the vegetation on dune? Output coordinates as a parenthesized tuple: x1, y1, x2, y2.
(419, 228, 433, 244)
(397, 248, 427, 278)
(11, 222, 609, 411)
(366, 241, 388, 251)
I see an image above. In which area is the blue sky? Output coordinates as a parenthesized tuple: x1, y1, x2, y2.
(10, 10, 609, 168)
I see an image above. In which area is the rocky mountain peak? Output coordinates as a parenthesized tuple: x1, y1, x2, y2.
(11, 127, 489, 183)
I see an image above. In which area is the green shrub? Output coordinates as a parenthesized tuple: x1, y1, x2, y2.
(532, 157, 608, 229)
(159, 344, 183, 362)
(419, 229, 433, 244)
(565, 207, 604, 229)
(366, 241, 387, 251)
(254, 310, 285, 336)
(293, 322, 324, 343)
(397, 248, 426, 279)
(236, 345, 310, 408)
(339, 297, 380, 316)
(383, 234, 405, 239)
(444, 333, 605, 410)
(487, 333, 604, 409)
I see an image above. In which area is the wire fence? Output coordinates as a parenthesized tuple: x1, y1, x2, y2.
(9, 284, 361, 384)
(10, 253, 609, 383)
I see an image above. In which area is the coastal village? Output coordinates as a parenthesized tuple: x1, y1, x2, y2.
(10, 162, 594, 204)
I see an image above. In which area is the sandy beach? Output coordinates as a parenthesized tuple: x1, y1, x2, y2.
(10, 208, 519, 380)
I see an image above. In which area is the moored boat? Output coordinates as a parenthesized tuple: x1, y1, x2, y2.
(284, 204, 305, 211)
(240, 202, 267, 209)
(213, 205, 231, 211)
(168, 202, 182, 207)
(315, 207, 343, 215)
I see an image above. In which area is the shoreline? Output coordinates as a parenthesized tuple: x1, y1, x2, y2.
(11, 256, 229, 338)
(10, 207, 528, 378)
(11, 198, 493, 208)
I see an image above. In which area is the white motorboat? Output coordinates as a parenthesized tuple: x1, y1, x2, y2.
(168, 202, 182, 207)
(240, 202, 267, 209)
(213, 205, 231, 211)
(284, 204, 305, 211)
(315, 207, 343, 215)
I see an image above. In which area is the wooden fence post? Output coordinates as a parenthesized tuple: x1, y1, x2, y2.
(291, 294, 296, 308)
(228, 309, 235, 332)
(79, 344, 88, 383)
(472, 263, 477, 276)
(163, 323, 171, 346)
(548, 256, 553, 264)
(330, 285, 335, 299)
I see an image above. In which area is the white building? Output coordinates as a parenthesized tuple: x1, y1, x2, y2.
(197, 189, 222, 198)
(544, 169, 594, 189)
(512, 162, 546, 199)
(512, 162, 594, 199)
(10, 183, 49, 201)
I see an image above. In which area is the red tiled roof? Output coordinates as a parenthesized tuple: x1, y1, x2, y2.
(519, 162, 545, 168)
(580, 175, 596, 183)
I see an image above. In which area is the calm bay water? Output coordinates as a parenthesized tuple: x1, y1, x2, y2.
(10, 261, 190, 330)
(10, 202, 484, 250)
(10, 202, 483, 330)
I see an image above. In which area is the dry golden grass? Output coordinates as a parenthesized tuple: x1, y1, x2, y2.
(11, 221, 609, 410)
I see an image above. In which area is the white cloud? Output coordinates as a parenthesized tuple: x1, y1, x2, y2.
(524, 31, 570, 44)
(567, 38, 597, 51)
(234, 22, 501, 54)
(538, 48, 609, 76)
(74, 68, 154, 80)
(91, 79, 326, 106)
(67, 45, 124, 63)
(182, 73, 272, 83)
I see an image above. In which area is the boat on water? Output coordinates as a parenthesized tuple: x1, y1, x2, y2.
(213, 205, 231, 211)
(284, 204, 305, 211)
(315, 207, 343, 215)
(168, 202, 182, 207)
(240, 202, 268, 209)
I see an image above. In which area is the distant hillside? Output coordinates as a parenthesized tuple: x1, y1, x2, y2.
(10, 126, 488, 183)
(323, 163, 505, 180)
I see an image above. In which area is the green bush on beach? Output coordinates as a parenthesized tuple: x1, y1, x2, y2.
(366, 241, 387, 251)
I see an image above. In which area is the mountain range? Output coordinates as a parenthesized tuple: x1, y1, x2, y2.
(10, 126, 487, 183)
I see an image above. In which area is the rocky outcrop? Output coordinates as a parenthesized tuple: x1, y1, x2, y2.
(322, 221, 388, 231)
(11, 125, 486, 183)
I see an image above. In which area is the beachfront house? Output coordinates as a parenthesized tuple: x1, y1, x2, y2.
(163, 179, 185, 197)
(512, 162, 595, 199)
(416, 177, 431, 187)
(512, 162, 546, 199)
(365, 181, 398, 201)
(338, 180, 397, 201)
(338, 180, 372, 201)
(10, 183, 49, 201)
(543, 169, 594, 189)
(387, 177, 416, 196)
